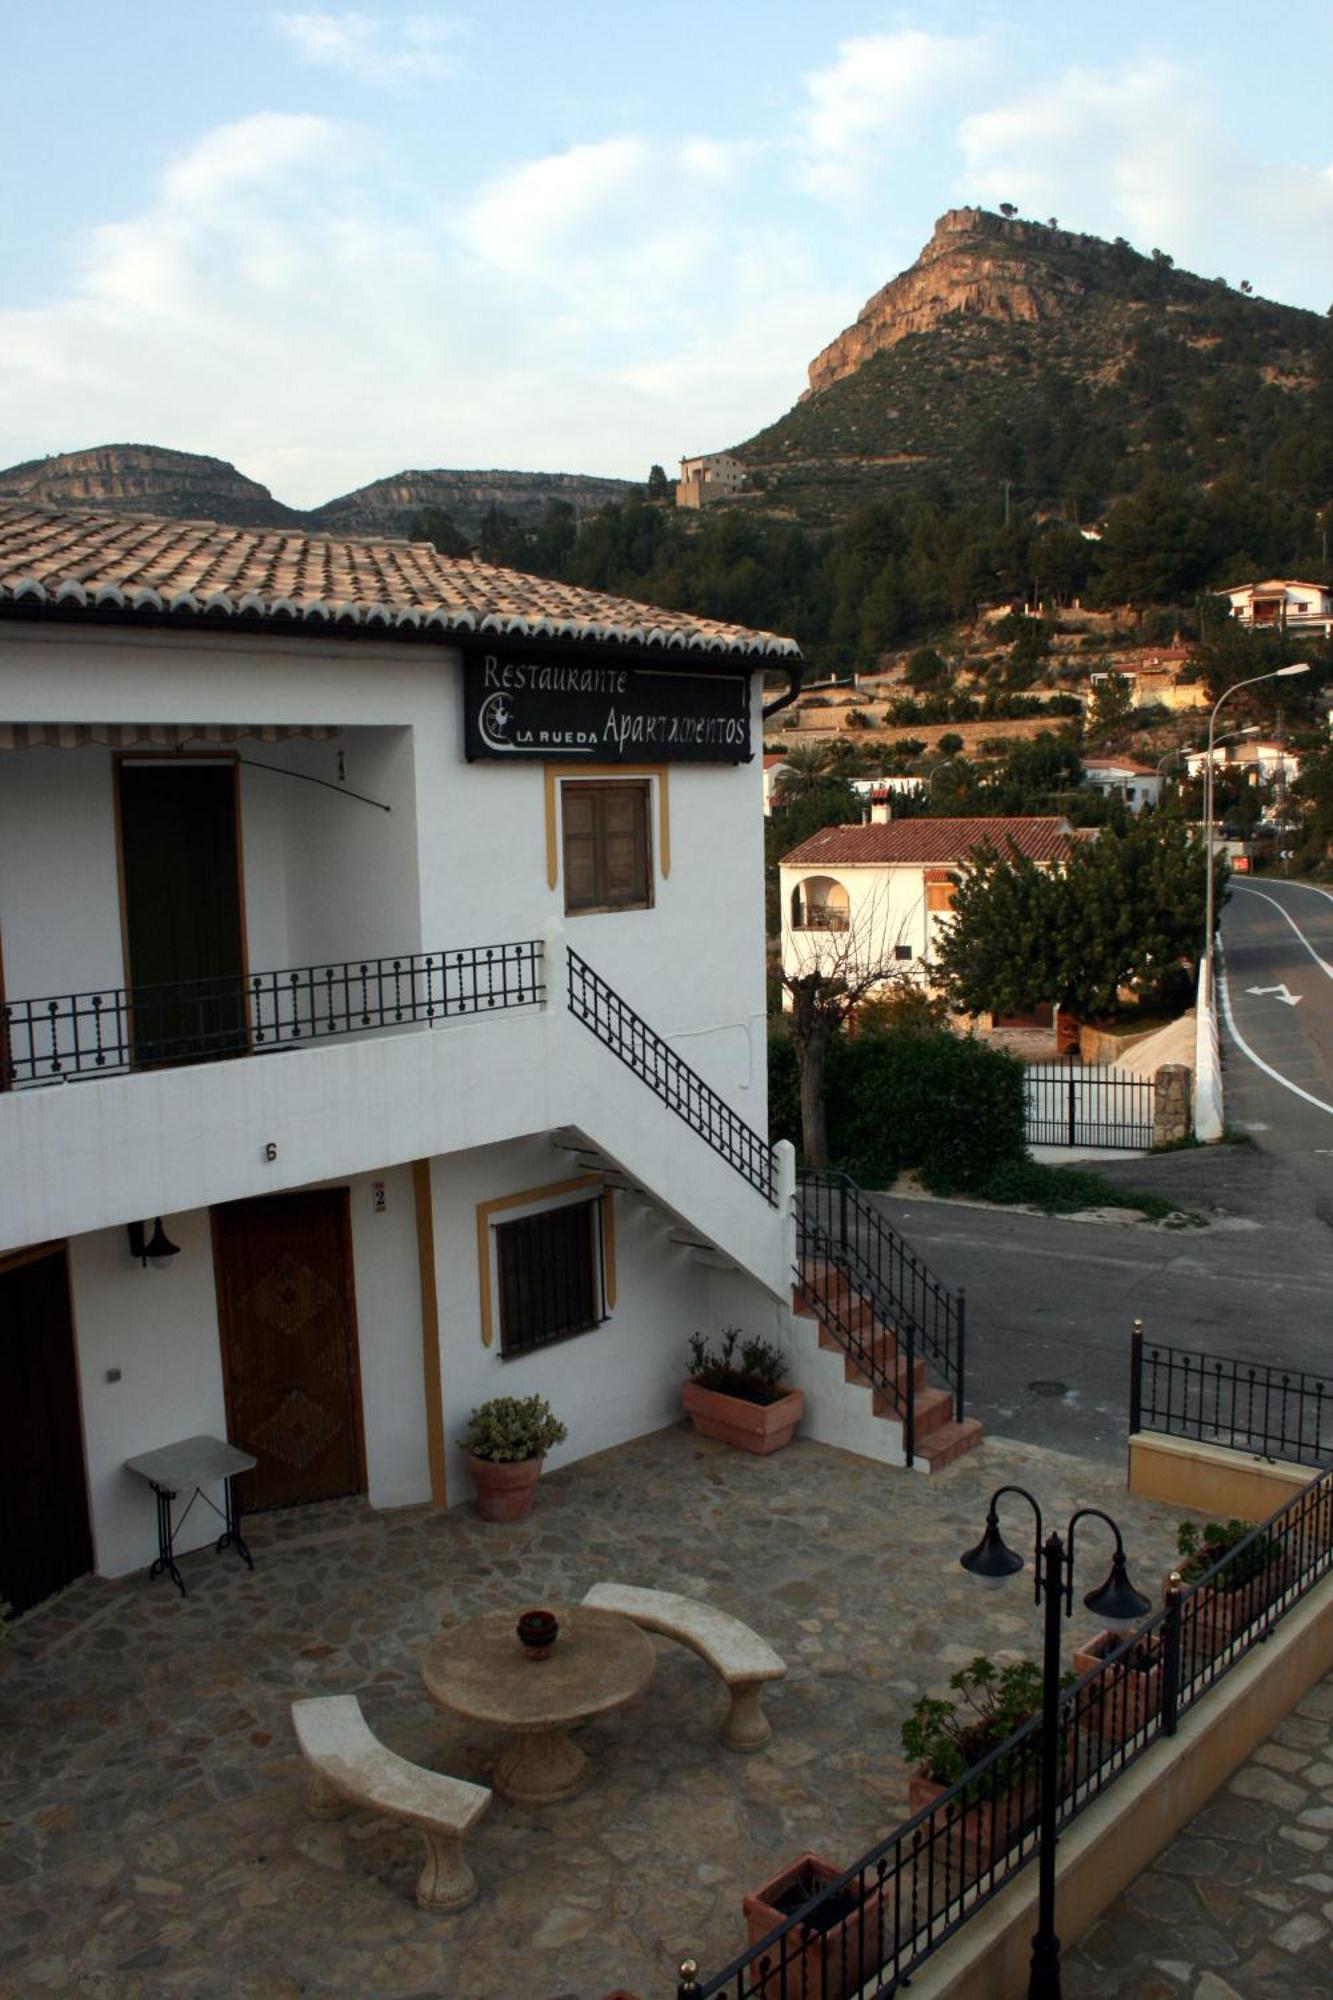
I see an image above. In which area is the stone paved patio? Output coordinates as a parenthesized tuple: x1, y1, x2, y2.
(0, 1424, 1218, 1999)
(1064, 1673, 1333, 2000)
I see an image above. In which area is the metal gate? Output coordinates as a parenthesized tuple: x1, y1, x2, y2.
(1023, 1060, 1156, 1149)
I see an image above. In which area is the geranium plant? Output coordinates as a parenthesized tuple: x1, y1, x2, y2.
(1176, 1517, 1278, 1590)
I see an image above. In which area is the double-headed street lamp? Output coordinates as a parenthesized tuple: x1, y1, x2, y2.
(1203, 664, 1309, 986)
(960, 1486, 1151, 2000)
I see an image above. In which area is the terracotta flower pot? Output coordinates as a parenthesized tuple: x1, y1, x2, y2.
(742, 1851, 885, 2000)
(1071, 1631, 1162, 1747)
(908, 1740, 1072, 1882)
(682, 1380, 805, 1455)
(468, 1453, 543, 1522)
(1164, 1550, 1293, 1662)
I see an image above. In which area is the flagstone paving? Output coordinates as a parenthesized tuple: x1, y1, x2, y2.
(0, 1424, 1253, 1999)
(1064, 1674, 1333, 2000)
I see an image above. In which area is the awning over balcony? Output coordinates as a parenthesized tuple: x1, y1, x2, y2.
(0, 722, 340, 750)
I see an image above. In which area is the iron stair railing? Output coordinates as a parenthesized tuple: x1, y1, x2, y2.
(797, 1170, 966, 1460)
(565, 947, 778, 1205)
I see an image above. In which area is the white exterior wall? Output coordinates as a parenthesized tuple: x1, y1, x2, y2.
(779, 861, 938, 992)
(65, 1161, 427, 1580)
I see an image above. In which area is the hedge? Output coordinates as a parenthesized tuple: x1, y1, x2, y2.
(769, 1025, 1027, 1195)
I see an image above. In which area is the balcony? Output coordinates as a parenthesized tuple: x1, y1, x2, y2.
(2, 942, 543, 1089)
(791, 904, 849, 933)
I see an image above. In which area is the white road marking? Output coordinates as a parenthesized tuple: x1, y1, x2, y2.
(1246, 983, 1302, 1005)
(1217, 941, 1333, 1119)
(1232, 885, 1333, 979)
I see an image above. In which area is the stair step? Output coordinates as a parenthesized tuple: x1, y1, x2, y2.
(914, 1418, 985, 1473)
(867, 1358, 927, 1408)
(668, 1229, 713, 1250)
(911, 1386, 956, 1443)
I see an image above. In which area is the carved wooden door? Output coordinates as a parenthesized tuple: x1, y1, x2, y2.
(214, 1190, 364, 1511)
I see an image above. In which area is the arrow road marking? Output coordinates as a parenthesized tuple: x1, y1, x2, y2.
(1218, 944, 1333, 1120)
(1246, 983, 1303, 1005)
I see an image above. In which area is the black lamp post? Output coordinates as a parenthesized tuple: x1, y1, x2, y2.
(960, 1485, 1151, 2000)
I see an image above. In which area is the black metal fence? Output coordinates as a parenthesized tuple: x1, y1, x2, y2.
(566, 947, 777, 1204)
(1, 941, 544, 1087)
(797, 1171, 966, 1460)
(682, 1467, 1333, 1999)
(1131, 1326, 1333, 1468)
(1023, 1060, 1156, 1150)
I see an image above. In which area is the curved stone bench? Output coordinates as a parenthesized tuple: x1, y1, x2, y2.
(582, 1582, 785, 1752)
(291, 1694, 491, 1910)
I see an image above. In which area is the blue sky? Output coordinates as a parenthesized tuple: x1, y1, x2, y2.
(1, 3, 1330, 506)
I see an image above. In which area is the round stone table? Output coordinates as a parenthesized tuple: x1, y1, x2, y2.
(421, 1605, 655, 1803)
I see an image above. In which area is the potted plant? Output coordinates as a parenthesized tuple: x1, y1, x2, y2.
(682, 1327, 804, 1455)
(1070, 1629, 1162, 1748)
(742, 1852, 885, 2000)
(1169, 1517, 1291, 1659)
(903, 1656, 1071, 1878)
(462, 1395, 567, 1522)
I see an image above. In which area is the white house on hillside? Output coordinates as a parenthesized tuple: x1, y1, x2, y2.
(779, 813, 1075, 993)
(1082, 757, 1162, 812)
(0, 501, 823, 1613)
(1223, 580, 1333, 638)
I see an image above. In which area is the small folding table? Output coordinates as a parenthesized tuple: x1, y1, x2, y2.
(125, 1434, 257, 1596)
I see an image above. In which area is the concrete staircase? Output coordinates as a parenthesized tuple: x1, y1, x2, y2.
(794, 1260, 983, 1475)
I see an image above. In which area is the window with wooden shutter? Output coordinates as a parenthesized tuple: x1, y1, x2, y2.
(561, 781, 652, 914)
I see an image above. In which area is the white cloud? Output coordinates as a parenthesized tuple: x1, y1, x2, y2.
(274, 9, 458, 88)
(797, 29, 994, 202)
(0, 115, 848, 506)
(958, 60, 1333, 301)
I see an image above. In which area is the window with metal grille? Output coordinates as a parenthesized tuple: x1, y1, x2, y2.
(561, 781, 652, 914)
(495, 1197, 605, 1357)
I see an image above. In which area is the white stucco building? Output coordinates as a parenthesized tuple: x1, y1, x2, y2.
(778, 815, 1076, 991)
(1223, 580, 1333, 638)
(1, 501, 828, 1611)
(1082, 758, 1163, 812)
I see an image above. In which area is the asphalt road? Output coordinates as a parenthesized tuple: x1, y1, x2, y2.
(866, 881, 1333, 1466)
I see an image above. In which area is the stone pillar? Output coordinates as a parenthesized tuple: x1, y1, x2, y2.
(1153, 1063, 1193, 1149)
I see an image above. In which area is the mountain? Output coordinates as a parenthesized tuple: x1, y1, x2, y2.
(0, 444, 304, 529)
(308, 468, 637, 536)
(0, 446, 638, 538)
(736, 208, 1332, 525)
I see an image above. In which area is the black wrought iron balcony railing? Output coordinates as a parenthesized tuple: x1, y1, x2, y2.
(1131, 1327, 1333, 1469)
(566, 947, 778, 1205)
(1, 940, 544, 1088)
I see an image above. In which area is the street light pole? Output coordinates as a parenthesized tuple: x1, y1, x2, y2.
(960, 1486, 1151, 2000)
(1203, 665, 1309, 989)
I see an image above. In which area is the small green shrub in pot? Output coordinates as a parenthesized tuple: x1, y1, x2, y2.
(902, 1656, 1051, 1796)
(463, 1395, 567, 1463)
(1175, 1517, 1277, 1590)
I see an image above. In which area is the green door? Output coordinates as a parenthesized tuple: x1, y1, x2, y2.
(119, 763, 246, 1064)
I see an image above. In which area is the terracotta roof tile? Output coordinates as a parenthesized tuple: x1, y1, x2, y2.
(0, 502, 800, 659)
(780, 816, 1076, 868)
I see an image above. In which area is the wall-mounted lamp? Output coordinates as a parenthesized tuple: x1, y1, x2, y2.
(127, 1218, 181, 1270)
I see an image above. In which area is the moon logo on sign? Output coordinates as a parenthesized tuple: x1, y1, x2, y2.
(478, 691, 517, 752)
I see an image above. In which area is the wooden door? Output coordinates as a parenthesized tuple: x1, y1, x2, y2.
(214, 1190, 365, 1512)
(0, 1247, 93, 1615)
(119, 762, 246, 1064)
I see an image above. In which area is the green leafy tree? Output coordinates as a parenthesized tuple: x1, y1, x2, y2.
(938, 818, 1209, 1020)
(407, 505, 471, 557)
(646, 463, 670, 498)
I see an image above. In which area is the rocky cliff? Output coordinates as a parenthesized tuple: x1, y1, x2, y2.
(807, 209, 1105, 396)
(0, 447, 638, 537)
(0, 444, 302, 528)
(310, 467, 637, 536)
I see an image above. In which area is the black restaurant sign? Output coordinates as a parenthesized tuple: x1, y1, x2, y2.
(462, 650, 753, 764)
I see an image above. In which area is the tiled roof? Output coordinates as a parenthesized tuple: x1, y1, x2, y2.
(780, 816, 1076, 868)
(0, 502, 800, 659)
